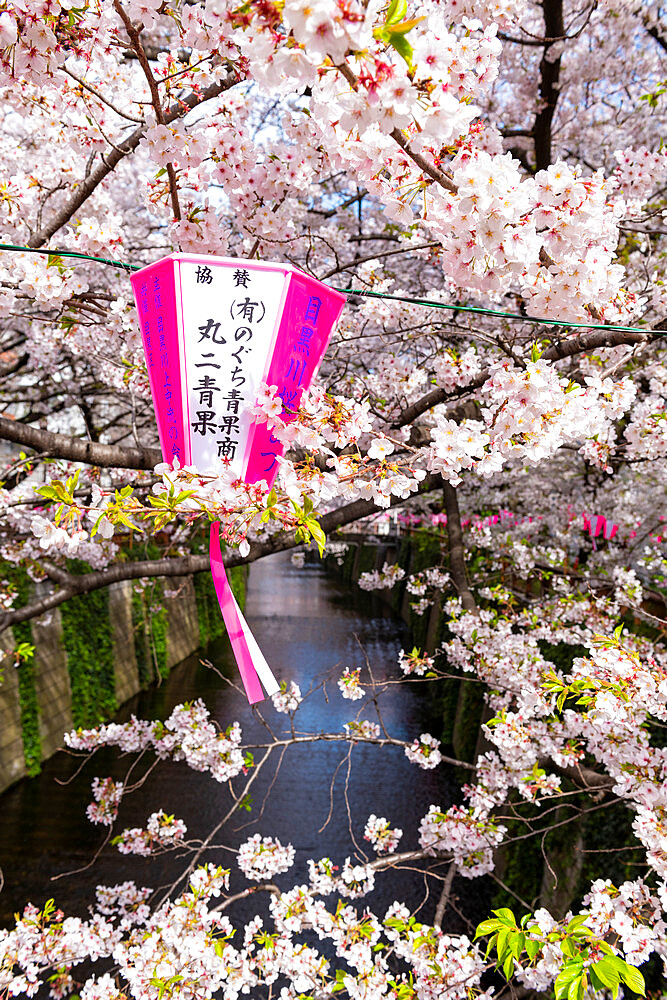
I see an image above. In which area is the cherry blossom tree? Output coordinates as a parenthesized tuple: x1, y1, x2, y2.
(1, 0, 667, 998)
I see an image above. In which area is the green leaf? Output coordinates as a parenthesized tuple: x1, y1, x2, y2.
(484, 933, 498, 960)
(566, 915, 589, 931)
(475, 919, 505, 938)
(502, 951, 515, 979)
(309, 518, 326, 556)
(590, 958, 620, 997)
(385, 15, 425, 34)
(385, 0, 407, 25)
(618, 963, 645, 996)
(560, 938, 577, 959)
(555, 962, 584, 987)
(509, 932, 525, 960)
(386, 30, 413, 64)
(525, 938, 541, 961)
(496, 928, 510, 961)
(492, 908, 517, 927)
(568, 971, 587, 1000)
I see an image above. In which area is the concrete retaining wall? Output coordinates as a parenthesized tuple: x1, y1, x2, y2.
(0, 575, 204, 794)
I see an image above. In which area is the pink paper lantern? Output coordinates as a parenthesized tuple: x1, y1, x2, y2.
(582, 513, 619, 548)
(131, 253, 346, 487)
(131, 254, 346, 703)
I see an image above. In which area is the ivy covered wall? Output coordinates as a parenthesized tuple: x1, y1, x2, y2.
(61, 562, 117, 728)
(0, 564, 244, 791)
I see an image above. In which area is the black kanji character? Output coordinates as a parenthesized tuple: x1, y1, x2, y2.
(218, 414, 240, 436)
(195, 265, 213, 284)
(217, 440, 238, 460)
(198, 317, 226, 344)
(232, 297, 265, 323)
(191, 411, 217, 435)
(233, 268, 251, 287)
(194, 375, 220, 408)
(195, 353, 221, 370)
(223, 389, 243, 414)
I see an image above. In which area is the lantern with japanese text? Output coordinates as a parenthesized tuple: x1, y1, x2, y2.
(131, 254, 346, 703)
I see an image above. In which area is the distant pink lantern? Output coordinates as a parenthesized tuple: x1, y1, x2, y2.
(131, 253, 346, 703)
(582, 513, 619, 548)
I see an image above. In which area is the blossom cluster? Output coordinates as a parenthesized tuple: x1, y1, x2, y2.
(271, 680, 302, 713)
(404, 733, 443, 769)
(338, 667, 365, 701)
(363, 814, 403, 854)
(65, 700, 247, 783)
(113, 811, 188, 857)
(237, 834, 296, 881)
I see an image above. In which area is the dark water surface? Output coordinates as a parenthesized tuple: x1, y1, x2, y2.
(0, 553, 460, 929)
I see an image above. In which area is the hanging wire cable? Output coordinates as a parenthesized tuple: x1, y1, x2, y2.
(337, 287, 667, 337)
(0, 243, 139, 272)
(1, 242, 665, 336)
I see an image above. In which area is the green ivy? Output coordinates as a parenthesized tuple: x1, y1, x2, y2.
(229, 565, 247, 609)
(3, 565, 42, 774)
(193, 565, 246, 648)
(409, 531, 443, 573)
(357, 543, 380, 577)
(538, 639, 588, 671)
(340, 541, 358, 583)
(194, 569, 225, 647)
(451, 676, 485, 764)
(130, 580, 169, 684)
(60, 561, 116, 727)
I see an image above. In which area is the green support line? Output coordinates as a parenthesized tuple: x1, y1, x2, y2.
(1, 242, 665, 337)
(337, 287, 667, 337)
(0, 243, 139, 272)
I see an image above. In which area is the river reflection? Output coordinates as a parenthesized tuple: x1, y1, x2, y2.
(0, 553, 470, 931)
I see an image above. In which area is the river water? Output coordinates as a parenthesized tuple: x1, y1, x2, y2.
(0, 553, 473, 931)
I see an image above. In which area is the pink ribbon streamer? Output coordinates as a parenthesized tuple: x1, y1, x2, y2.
(209, 522, 265, 704)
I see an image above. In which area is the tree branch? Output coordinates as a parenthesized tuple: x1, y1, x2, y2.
(113, 0, 181, 221)
(0, 474, 445, 631)
(393, 328, 651, 428)
(27, 69, 239, 247)
(0, 415, 161, 469)
(442, 483, 477, 612)
(433, 861, 456, 929)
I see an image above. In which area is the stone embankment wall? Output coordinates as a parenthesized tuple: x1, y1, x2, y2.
(0, 567, 242, 793)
